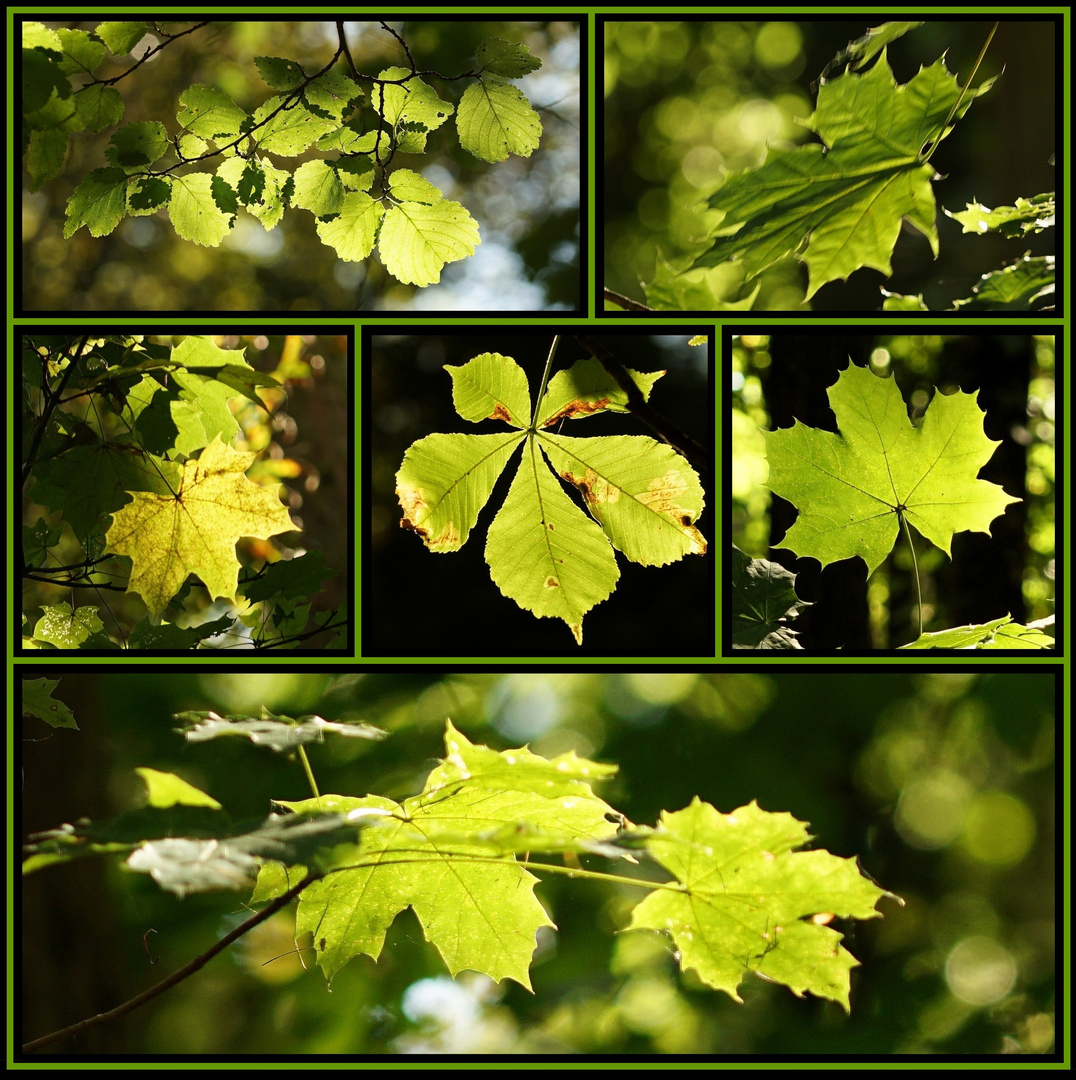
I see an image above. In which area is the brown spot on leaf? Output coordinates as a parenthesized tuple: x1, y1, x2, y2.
(544, 576, 559, 589)
(490, 403, 512, 423)
(542, 397, 610, 427)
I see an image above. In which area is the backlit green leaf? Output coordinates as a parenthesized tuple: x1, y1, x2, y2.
(32, 602, 104, 649)
(457, 77, 542, 163)
(168, 172, 236, 246)
(764, 363, 1020, 575)
(628, 798, 898, 1010)
(693, 52, 994, 299)
(95, 21, 147, 56)
(64, 166, 129, 237)
(177, 83, 248, 141)
(292, 158, 346, 217)
(474, 37, 543, 79)
(315, 190, 384, 261)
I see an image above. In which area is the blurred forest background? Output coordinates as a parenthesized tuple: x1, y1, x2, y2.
(732, 333, 1055, 651)
(22, 20, 580, 312)
(21, 670, 1056, 1056)
(604, 19, 1056, 310)
(367, 332, 713, 658)
(20, 334, 351, 650)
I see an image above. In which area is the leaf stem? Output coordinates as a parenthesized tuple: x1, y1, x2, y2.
(297, 745, 322, 808)
(921, 22, 998, 164)
(898, 508, 924, 639)
(530, 335, 561, 430)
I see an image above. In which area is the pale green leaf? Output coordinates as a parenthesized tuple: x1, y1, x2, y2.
(446, 351, 532, 426)
(23, 22, 63, 52)
(693, 52, 994, 299)
(175, 708, 384, 751)
(371, 67, 453, 153)
(764, 363, 1020, 575)
(56, 28, 106, 76)
(627, 799, 898, 1011)
(377, 172, 480, 285)
(952, 255, 1055, 311)
(25, 128, 69, 192)
(946, 193, 1054, 238)
(899, 614, 1054, 650)
(104, 435, 296, 617)
(168, 172, 235, 246)
(177, 83, 248, 141)
(535, 357, 664, 427)
(457, 77, 542, 163)
(397, 431, 523, 551)
(315, 190, 384, 261)
(135, 766, 223, 809)
(64, 166, 129, 238)
(292, 158, 346, 217)
(95, 21, 146, 56)
(73, 82, 124, 134)
(275, 722, 618, 988)
(254, 94, 336, 155)
(643, 249, 759, 312)
(217, 157, 292, 230)
(486, 440, 621, 644)
(539, 435, 707, 565)
(474, 38, 542, 79)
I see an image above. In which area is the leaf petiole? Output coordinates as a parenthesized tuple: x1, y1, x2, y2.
(529, 335, 561, 431)
(897, 506, 924, 640)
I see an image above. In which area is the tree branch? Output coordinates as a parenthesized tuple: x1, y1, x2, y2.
(603, 286, 652, 312)
(21, 872, 319, 1055)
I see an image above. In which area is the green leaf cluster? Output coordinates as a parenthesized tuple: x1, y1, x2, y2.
(396, 351, 707, 644)
(30, 22, 543, 287)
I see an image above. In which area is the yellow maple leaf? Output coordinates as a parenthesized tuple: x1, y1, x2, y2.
(105, 436, 295, 617)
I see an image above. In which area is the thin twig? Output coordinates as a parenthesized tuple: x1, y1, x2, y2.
(603, 287, 652, 312)
(21, 872, 319, 1054)
(574, 336, 711, 474)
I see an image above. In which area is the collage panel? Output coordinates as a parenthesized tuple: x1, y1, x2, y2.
(20, 17, 582, 315)
(363, 327, 715, 660)
(17, 667, 1059, 1058)
(726, 328, 1057, 654)
(601, 17, 1056, 317)
(18, 330, 353, 655)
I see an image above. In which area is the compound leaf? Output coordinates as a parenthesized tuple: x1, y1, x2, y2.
(397, 352, 707, 643)
(693, 51, 994, 299)
(627, 798, 898, 1011)
(764, 363, 1019, 576)
(457, 77, 542, 163)
(104, 435, 296, 617)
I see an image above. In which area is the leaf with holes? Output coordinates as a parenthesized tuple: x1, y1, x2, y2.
(396, 352, 707, 644)
(104, 435, 296, 617)
(763, 362, 1019, 576)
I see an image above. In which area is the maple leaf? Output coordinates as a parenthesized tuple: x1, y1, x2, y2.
(265, 721, 620, 989)
(104, 435, 296, 617)
(627, 798, 899, 1011)
(763, 363, 1020, 576)
(692, 51, 995, 299)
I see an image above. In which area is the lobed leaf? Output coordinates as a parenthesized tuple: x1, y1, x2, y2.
(764, 362, 1020, 575)
(627, 799, 899, 1011)
(731, 545, 810, 649)
(22, 677, 78, 730)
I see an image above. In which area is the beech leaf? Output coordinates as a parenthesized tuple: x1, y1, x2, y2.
(764, 363, 1019, 575)
(104, 435, 296, 617)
